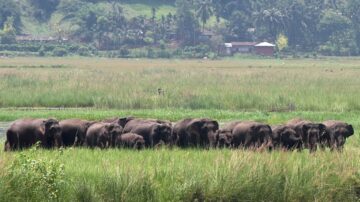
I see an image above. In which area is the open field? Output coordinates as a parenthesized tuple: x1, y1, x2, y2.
(0, 57, 360, 111)
(0, 57, 360, 201)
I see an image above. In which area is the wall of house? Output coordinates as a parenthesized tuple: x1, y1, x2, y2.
(255, 47, 274, 56)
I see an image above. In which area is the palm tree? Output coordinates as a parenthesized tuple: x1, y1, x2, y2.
(196, 0, 213, 31)
(254, 7, 287, 40)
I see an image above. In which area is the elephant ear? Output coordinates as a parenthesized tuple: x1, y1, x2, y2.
(346, 124, 354, 137)
(191, 120, 204, 131)
(154, 124, 165, 134)
(266, 125, 272, 134)
(105, 124, 115, 131)
(250, 125, 260, 134)
(85, 121, 96, 129)
(273, 126, 284, 139)
(302, 124, 310, 136)
(211, 121, 219, 130)
(318, 124, 327, 137)
(44, 119, 57, 130)
(118, 117, 135, 127)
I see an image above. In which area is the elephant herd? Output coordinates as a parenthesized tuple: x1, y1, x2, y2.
(4, 116, 355, 152)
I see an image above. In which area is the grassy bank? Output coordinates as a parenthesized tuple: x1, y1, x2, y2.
(0, 57, 360, 111)
(1, 148, 360, 202)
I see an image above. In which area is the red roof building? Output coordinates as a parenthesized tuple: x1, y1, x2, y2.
(254, 42, 276, 56)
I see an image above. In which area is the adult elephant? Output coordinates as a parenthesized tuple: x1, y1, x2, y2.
(123, 119, 172, 147)
(5, 118, 62, 151)
(321, 120, 354, 151)
(59, 119, 95, 147)
(271, 125, 302, 150)
(231, 121, 272, 149)
(287, 119, 326, 152)
(85, 122, 123, 149)
(115, 133, 145, 150)
(172, 118, 219, 148)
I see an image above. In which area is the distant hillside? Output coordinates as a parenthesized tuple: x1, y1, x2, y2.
(18, 0, 177, 37)
(1, 0, 359, 57)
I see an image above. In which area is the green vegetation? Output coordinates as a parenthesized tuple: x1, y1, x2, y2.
(1, 0, 360, 57)
(1, 146, 360, 201)
(0, 57, 360, 201)
(0, 57, 359, 111)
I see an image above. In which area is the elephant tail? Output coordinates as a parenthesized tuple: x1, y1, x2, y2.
(5, 129, 16, 151)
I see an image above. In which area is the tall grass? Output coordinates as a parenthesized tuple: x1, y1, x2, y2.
(0, 148, 360, 202)
(0, 57, 360, 111)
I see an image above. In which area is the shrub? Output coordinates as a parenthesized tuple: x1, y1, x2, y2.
(1, 145, 65, 201)
(52, 47, 68, 57)
(78, 46, 91, 56)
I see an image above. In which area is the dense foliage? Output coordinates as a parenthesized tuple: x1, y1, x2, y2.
(1, 0, 360, 56)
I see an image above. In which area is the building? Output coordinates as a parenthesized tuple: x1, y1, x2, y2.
(221, 41, 276, 56)
(223, 42, 257, 55)
(16, 34, 68, 43)
(199, 30, 215, 40)
(254, 42, 276, 56)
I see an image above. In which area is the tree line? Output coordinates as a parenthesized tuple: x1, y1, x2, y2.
(1, 0, 360, 57)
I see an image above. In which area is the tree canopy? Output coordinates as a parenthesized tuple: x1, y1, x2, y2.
(1, 0, 360, 56)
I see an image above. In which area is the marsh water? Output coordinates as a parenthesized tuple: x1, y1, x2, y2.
(0, 122, 10, 140)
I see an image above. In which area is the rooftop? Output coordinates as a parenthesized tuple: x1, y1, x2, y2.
(255, 42, 276, 47)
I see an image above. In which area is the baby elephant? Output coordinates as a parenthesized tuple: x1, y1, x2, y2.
(116, 133, 145, 150)
(85, 122, 123, 149)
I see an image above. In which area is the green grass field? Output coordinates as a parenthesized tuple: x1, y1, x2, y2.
(0, 57, 360, 201)
(1, 57, 360, 111)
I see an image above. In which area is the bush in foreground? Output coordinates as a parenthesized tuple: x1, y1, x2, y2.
(1, 147, 360, 201)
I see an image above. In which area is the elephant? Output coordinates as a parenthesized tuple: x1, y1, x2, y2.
(215, 121, 242, 148)
(271, 125, 302, 150)
(85, 122, 123, 149)
(123, 119, 172, 147)
(287, 119, 326, 152)
(321, 120, 354, 151)
(231, 121, 272, 149)
(59, 119, 95, 147)
(172, 118, 219, 148)
(5, 118, 62, 151)
(115, 133, 145, 150)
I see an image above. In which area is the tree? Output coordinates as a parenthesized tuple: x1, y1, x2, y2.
(276, 33, 288, 52)
(30, 0, 60, 21)
(317, 9, 351, 43)
(175, 0, 200, 46)
(0, 0, 21, 31)
(196, 0, 213, 31)
(0, 17, 16, 44)
(224, 11, 251, 41)
(254, 8, 287, 40)
(319, 29, 358, 56)
(346, 0, 360, 48)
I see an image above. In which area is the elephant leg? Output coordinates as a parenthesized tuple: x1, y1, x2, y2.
(243, 136, 253, 149)
(319, 142, 326, 151)
(96, 136, 105, 149)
